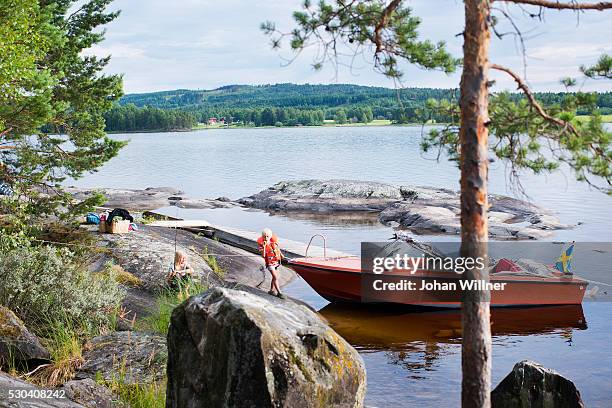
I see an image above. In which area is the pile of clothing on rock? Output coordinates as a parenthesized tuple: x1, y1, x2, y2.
(85, 208, 138, 233)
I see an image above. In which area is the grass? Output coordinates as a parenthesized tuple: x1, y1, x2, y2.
(29, 319, 85, 387)
(138, 291, 178, 335)
(576, 114, 612, 123)
(192, 118, 399, 130)
(139, 213, 158, 225)
(202, 246, 225, 278)
(139, 281, 208, 335)
(324, 118, 393, 127)
(101, 261, 143, 287)
(2, 319, 86, 387)
(97, 363, 166, 408)
(193, 122, 228, 129)
(107, 380, 166, 408)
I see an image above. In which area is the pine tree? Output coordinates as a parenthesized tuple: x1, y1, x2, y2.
(1, 0, 125, 230)
(264, 1, 612, 406)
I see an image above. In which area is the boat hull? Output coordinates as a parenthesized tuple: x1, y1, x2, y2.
(288, 257, 587, 308)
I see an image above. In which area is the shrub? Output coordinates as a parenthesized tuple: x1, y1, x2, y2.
(0, 245, 125, 332)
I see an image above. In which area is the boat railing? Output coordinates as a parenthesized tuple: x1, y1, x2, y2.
(305, 234, 327, 259)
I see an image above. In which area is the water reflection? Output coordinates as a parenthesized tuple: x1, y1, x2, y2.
(320, 304, 586, 348)
(264, 209, 383, 227)
(319, 304, 587, 378)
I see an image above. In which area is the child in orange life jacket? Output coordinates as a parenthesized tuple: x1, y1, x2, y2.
(257, 228, 285, 299)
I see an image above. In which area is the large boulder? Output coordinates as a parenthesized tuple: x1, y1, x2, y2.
(0, 306, 50, 366)
(241, 179, 571, 240)
(76, 331, 166, 385)
(166, 286, 366, 408)
(492, 360, 584, 408)
(0, 372, 85, 407)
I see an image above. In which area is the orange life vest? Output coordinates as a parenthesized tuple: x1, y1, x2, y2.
(257, 235, 281, 266)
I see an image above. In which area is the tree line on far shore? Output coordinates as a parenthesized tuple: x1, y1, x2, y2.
(104, 83, 612, 132)
(103, 104, 379, 131)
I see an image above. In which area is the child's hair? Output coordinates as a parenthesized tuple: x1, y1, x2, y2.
(262, 228, 273, 238)
(174, 250, 187, 270)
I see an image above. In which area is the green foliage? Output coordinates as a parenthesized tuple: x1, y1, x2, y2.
(102, 375, 166, 408)
(139, 281, 207, 335)
(202, 247, 225, 278)
(30, 317, 85, 387)
(560, 77, 577, 89)
(335, 108, 348, 124)
(0, 0, 125, 227)
(0, 245, 125, 331)
(0, 0, 56, 132)
(420, 92, 611, 193)
(120, 83, 456, 110)
(104, 104, 197, 132)
(262, 0, 459, 79)
(113, 83, 612, 131)
(581, 53, 612, 80)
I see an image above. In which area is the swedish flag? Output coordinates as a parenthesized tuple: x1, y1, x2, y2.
(554, 242, 575, 274)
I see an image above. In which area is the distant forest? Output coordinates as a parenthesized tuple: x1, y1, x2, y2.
(103, 83, 612, 132)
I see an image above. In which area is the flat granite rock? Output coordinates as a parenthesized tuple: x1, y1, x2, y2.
(0, 372, 85, 408)
(67, 186, 236, 211)
(92, 225, 220, 291)
(76, 331, 166, 385)
(240, 179, 571, 240)
(60, 379, 125, 408)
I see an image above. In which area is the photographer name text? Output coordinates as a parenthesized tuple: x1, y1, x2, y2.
(372, 279, 507, 291)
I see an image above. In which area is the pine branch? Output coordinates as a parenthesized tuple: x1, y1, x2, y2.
(0, 127, 13, 138)
(497, 0, 612, 10)
(490, 63, 579, 136)
(374, 0, 402, 54)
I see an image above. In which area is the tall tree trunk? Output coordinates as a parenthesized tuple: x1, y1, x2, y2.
(459, 1, 492, 407)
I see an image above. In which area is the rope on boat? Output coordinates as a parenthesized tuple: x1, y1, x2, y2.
(579, 278, 612, 288)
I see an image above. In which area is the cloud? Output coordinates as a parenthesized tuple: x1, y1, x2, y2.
(84, 44, 147, 59)
(94, 0, 612, 93)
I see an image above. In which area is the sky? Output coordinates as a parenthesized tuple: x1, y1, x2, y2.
(87, 0, 612, 94)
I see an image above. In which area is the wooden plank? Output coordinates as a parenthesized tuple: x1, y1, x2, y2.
(148, 220, 212, 228)
(146, 211, 351, 259)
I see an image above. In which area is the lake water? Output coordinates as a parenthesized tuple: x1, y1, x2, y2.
(73, 126, 612, 407)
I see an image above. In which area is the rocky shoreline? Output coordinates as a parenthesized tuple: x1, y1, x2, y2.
(65, 186, 236, 211)
(0, 214, 365, 408)
(239, 179, 572, 240)
(1, 184, 585, 407)
(68, 179, 572, 241)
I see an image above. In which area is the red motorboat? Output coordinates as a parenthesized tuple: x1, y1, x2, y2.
(287, 240, 588, 308)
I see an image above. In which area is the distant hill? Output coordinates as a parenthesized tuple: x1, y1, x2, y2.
(119, 83, 612, 111)
(119, 83, 456, 110)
